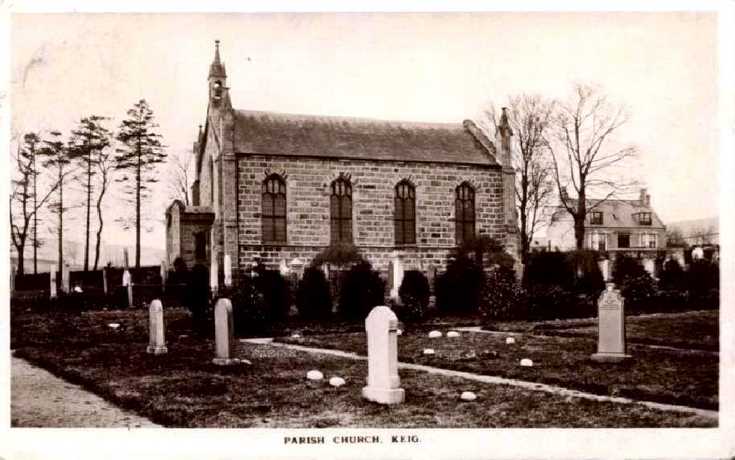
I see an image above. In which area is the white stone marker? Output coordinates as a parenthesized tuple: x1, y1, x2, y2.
(591, 283, 631, 363)
(362, 306, 405, 405)
(50, 270, 57, 299)
(598, 259, 610, 281)
(428, 330, 442, 338)
(224, 254, 233, 287)
(122, 269, 133, 307)
(210, 257, 219, 294)
(102, 267, 108, 294)
(460, 391, 477, 401)
(61, 262, 70, 293)
(389, 254, 404, 301)
(520, 358, 533, 367)
(146, 299, 168, 355)
(642, 258, 655, 278)
(505, 337, 516, 344)
(160, 260, 168, 292)
(329, 376, 346, 387)
(447, 331, 460, 338)
(307, 370, 324, 381)
(212, 298, 235, 365)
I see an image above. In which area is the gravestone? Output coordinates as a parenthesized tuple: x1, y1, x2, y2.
(224, 254, 233, 287)
(50, 270, 57, 298)
(212, 298, 235, 365)
(642, 258, 655, 277)
(160, 260, 168, 292)
(61, 262, 70, 293)
(389, 254, 404, 301)
(102, 267, 108, 294)
(146, 299, 168, 355)
(598, 259, 610, 281)
(591, 283, 631, 363)
(122, 269, 133, 307)
(362, 306, 405, 404)
(210, 256, 219, 294)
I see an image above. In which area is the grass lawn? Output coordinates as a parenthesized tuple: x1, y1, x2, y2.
(280, 313, 718, 410)
(10, 308, 715, 428)
(529, 310, 719, 351)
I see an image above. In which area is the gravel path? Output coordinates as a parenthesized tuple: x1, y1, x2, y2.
(11, 356, 160, 428)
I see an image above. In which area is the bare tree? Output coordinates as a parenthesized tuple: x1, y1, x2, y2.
(166, 149, 192, 205)
(484, 95, 555, 264)
(10, 134, 64, 276)
(93, 147, 115, 271)
(547, 84, 638, 249)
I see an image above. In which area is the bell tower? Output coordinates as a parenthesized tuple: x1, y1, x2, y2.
(208, 40, 229, 108)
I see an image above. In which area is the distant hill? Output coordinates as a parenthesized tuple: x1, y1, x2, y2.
(11, 237, 166, 270)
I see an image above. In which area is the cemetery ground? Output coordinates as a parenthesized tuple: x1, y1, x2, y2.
(10, 307, 717, 428)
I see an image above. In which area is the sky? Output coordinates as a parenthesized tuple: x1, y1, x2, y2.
(9, 11, 720, 251)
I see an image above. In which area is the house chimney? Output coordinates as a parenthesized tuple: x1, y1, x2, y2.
(561, 186, 569, 202)
(640, 188, 650, 206)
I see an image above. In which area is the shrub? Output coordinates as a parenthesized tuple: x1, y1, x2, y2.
(612, 254, 648, 284)
(526, 285, 585, 320)
(435, 255, 485, 314)
(659, 258, 686, 291)
(187, 263, 211, 334)
(687, 259, 719, 296)
(230, 277, 272, 336)
(480, 267, 527, 323)
(296, 266, 333, 319)
(566, 250, 605, 294)
(312, 243, 363, 267)
(395, 270, 430, 323)
(619, 273, 657, 310)
(524, 251, 574, 288)
(338, 260, 386, 321)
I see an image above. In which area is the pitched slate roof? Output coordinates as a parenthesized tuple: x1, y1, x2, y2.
(553, 199, 666, 229)
(232, 110, 499, 166)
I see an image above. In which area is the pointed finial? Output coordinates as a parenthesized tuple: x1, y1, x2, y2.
(209, 40, 226, 79)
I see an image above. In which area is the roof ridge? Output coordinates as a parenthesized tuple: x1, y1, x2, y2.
(235, 109, 464, 130)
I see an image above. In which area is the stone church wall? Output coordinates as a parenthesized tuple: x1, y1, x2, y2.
(235, 154, 508, 273)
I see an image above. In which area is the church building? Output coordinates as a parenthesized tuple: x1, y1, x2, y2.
(166, 41, 519, 286)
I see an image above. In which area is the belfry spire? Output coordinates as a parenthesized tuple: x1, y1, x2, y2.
(209, 40, 227, 79)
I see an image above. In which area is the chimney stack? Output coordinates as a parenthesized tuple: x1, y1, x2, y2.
(640, 188, 650, 206)
(561, 186, 569, 202)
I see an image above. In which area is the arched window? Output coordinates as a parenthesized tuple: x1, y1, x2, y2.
(330, 177, 352, 244)
(455, 182, 475, 244)
(394, 180, 416, 245)
(262, 175, 287, 243)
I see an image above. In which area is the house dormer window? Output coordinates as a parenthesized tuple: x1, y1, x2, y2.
(590, 211, 603, 225)
(637, 212, 652, 225)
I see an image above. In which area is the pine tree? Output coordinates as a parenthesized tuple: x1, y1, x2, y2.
(68, 116, 112, 272)
(40, 131, 72, 277)
(115, 99, 166, 269)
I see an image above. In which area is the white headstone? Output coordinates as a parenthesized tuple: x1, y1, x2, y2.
(591, 283, 631, 363)
(362, 306, 405, 404)
(505, 337, 515, 344)
(306, 370, 324, 381)
(212, 298, 235, 365)
(210, 256, 219, 294)
(122, 269, 133, 307)
(520, 358, 533, 367)
(447, 331, 460, 338)
(389, 255, 405, 301)
(423, 348, 435, 355)
(598, 259, 610, 282)
(642, 258, 655, 277)
(224, 254, 233, 287)
(61, 262, 70, 293)
(428, 330, 442, 338)
(146, 299, 168, 355)
(50, 271, 57, 299)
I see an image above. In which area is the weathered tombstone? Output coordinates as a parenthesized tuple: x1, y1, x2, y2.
(591, 283, 631, 362)
(146, 299, 168, 355)
(362, 306, 405, 404)
(49, 270, 57, 298)
(102, 267, 109, 294)
(160, 260, 168, 292)
(224, 254, 233, 287)
(598, 259, 610, 281)
(212, 298, 235, 365)
(122, 269, 133, 307)
(210, 256, 219, 294)
(61, 262, 70, 293)
(389, 254, 404, 301)
(642, 258, 655, 278)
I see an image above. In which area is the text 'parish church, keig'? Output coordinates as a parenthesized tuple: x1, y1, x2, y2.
(166, 41, 520, 285)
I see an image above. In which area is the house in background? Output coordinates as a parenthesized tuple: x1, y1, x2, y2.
(545, 188, 666, 275)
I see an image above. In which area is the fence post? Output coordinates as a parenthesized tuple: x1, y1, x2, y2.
(50, 271, 57, 299)
(123, 269, 133, 307)
(61, 262, 70, 293)
(102, 267, 108, 294)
